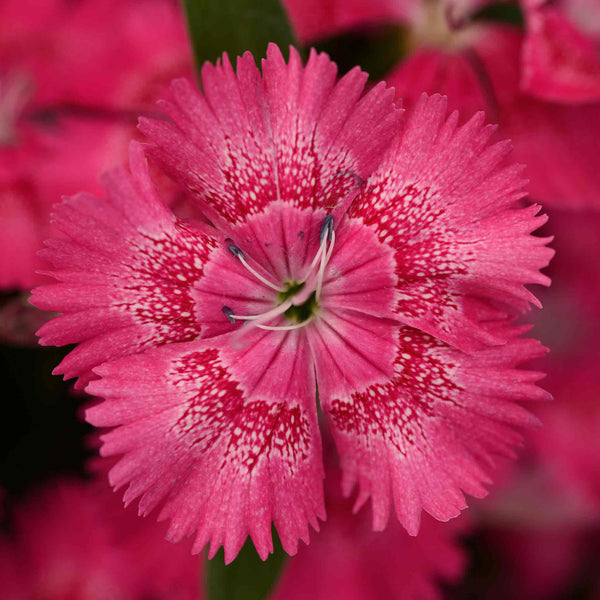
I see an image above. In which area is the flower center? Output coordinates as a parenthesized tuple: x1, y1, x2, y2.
(279, 281, 318, 324)
(221, 214, 336, 331)
(407, 0, 476, 52)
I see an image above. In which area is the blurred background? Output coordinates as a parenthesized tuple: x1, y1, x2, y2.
(1, 0, 599, 598)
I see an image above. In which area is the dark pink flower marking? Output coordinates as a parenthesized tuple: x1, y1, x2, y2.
(34, 45, 552, 562)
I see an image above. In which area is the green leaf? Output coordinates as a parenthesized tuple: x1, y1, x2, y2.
(205, 531, 287, 600)
(181, 0, 297, 72)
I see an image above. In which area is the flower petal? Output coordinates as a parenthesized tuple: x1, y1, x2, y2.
(86, 327, 324, 564)
(318, 322, 549, 534)
(141, 44, 401, 225)
(386, 48, 491, 120)
(307, 308, 399, 408)
(350, 94, 553, 352)
(31, 142, 217, 386)
(321, 213, 398, 319)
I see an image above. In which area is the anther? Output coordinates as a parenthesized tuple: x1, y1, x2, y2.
(320, 214, 334, 243)
(226, 239, 246, 260)
(221, 298, 294, 327)
(222, 306, 236, 324)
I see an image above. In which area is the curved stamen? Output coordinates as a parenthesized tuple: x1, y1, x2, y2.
(255, 318, 314, 331)
(302, 214, 335, 284)
(222, 298, 294, 324)
(304, 240, 326, 279)
(316, 229, 335, 300)
(226, 239, 284, 292)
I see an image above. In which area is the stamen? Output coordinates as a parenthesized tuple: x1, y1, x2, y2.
(222, 306, 236, 324)
(225, 238, 284, 292)
(255, 318, 313, 331)
(303, 214, 335, 282)
(221, 214, 336, 332)
(316, 229, 335, 299)
(221, 298, 294, 324)
(305, 239, 326, 277)
(320, 214, 334, 243)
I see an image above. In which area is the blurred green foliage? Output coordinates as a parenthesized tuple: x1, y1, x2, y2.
(182, 0, 296, 72)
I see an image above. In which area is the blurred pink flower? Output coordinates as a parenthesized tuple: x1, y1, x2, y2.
(272, 462, 468, 600)
(281, 0, 409, 42)
(0, 478, 199, 600)
(475, 208, 600, 599)
(33, 46, 551, 563)
(0, 0, 192, 291)
(282, 0, 600, 210)
(529, 210, 600, 510)
(476, 457, 600, 600)
(0, 469, 466, 600)
(0, 0, 192, 113)
(521, 0, 600, 103)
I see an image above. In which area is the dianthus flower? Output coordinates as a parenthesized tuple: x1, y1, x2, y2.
(33, 45, 552, 562)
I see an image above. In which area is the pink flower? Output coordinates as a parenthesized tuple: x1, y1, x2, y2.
(283, 0, 600, 210)
(521, 0, 600, 103)
(0, 0, 192, 110)
(0, 478, 199, 600)
(0, 0, 192, 292)
(34, 45, 552, 563)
